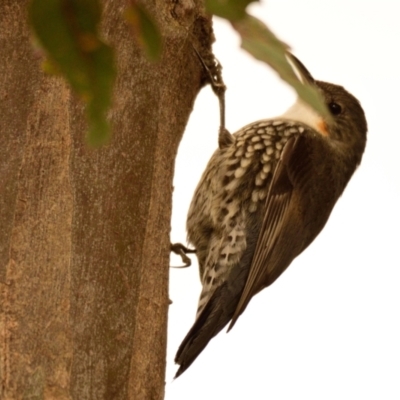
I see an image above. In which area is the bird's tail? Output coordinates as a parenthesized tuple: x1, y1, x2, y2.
(174, 282, 239, 378)
(175, 222, 259, 378)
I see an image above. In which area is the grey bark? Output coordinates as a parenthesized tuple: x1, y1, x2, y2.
(0, 1, 212, 399)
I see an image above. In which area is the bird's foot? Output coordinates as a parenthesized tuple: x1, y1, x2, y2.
(170, 243, 196, 268)
(191, 45, 228, 145)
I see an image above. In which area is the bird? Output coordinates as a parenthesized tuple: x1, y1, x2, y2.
(174, 55, 367, 378)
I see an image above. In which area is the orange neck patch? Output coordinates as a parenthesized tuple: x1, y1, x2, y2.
(317, 120, 329, 136)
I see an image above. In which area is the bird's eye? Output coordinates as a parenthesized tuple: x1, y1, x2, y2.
(328, 102, 342, 115)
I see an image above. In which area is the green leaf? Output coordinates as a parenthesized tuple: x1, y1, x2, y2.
(205, 0, 259, 21)
(29, 0, 116, 145)
(125, 3, 162, 62)
(232, 15, 330, 119)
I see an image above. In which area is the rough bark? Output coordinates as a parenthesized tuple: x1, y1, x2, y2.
(0, 1, 212, 399)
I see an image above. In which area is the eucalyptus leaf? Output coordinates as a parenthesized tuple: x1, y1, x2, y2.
(205, 0, 259, 21)
(125, 4, 162, 61)
(232, 15, 329, 119)
(29, 0, 115, 145)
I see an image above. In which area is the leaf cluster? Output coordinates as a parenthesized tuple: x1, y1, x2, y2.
(29, 0, 327, 145)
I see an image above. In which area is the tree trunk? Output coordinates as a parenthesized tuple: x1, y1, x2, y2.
(0, 1, 212, 398)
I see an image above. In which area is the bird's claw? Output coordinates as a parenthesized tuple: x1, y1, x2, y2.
(170, 243, 196, 268)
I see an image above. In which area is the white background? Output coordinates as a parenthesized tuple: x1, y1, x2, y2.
(167, 1, 400, 399)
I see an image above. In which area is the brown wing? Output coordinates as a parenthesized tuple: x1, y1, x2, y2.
(229, 135, 315, 329)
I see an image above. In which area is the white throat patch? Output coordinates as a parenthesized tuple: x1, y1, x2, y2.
(282, 99, 328, 136)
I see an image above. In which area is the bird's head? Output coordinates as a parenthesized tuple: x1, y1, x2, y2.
(283, 54, 367, 165)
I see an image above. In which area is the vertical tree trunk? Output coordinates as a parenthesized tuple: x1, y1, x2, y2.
(0, 1, 212, 398)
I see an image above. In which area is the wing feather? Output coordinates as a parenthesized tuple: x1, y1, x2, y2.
(229, 136, 303, 329)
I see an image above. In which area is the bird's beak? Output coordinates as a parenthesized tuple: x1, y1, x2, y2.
(286, 53, 315, 86)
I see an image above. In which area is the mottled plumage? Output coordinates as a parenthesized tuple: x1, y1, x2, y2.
(175, 57, 367, 378)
